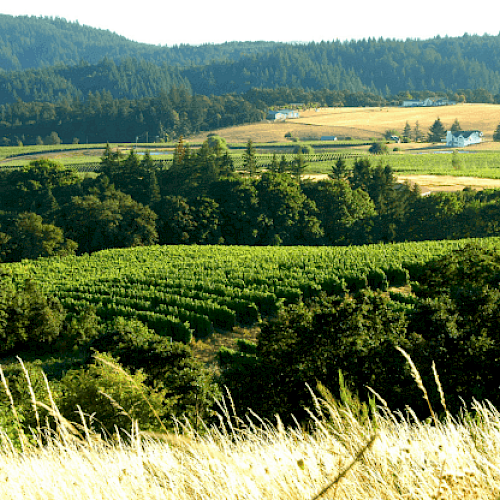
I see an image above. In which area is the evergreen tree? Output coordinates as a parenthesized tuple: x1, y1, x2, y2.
(329, 155, 348, 181)
(414, 121, 424, 142)
(451, 118, 461, 132)
(493, 123, 500, 142)
(402, 121, 412, 141)
(428, 118, 446, 142)
(243, 139, 257, 176)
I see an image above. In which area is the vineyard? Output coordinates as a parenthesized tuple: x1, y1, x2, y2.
(3, 238, 500, 342)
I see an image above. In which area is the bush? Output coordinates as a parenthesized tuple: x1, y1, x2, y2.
(369, 142, 389, 154)
(57, 352, 168, 435)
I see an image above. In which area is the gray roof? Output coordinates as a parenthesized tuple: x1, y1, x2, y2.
(449, 130, 482, 138)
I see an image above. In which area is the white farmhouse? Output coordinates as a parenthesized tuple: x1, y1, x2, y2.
(446, 130, 483, 147)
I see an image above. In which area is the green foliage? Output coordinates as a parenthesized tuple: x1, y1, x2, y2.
(451, 150, 462, 170)
(413, 243, 500, 298)
(89, 318, 219, 427)
(428, 117, 447, 142)
(451, 118, 461, 132)
(329, 155, 348, 181)
(402, 122, 412, 141)
(58, 187, 158, 253)
(369, 142, 388, 154)
(57, 352, 168, 435)
(0, 212, 77, 262)
(292, 143, 314, 155)
(0, 276, 66, 355)
(0, 360, 55, 444)
(302, 178, 375, 245)
(493, 123, 500, 142)
(236, 291, 413, 424)
(243, 139, 257, 176)
(255, 172, 323, 245)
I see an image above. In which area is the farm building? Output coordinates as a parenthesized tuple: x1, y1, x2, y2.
(320, 136, 338, 141)
(267, 109, 300, 120)
(401, 98, 456, 107)
(446, 130, 483, 147)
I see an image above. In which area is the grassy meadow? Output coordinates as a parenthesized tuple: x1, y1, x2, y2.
(0, 366, 499, 500)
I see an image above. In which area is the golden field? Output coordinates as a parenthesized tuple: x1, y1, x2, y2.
(1, 392, 500, 499)
(190, 103, 500, 143)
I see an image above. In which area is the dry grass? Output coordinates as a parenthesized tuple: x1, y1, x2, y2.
(2, 353, 500, 499)
(189, 103, 500, 143)
(304, 173, 500, 193)
(1, 395, 500, 499)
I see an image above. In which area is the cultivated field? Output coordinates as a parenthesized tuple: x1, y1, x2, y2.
(189, 103, 500, 143)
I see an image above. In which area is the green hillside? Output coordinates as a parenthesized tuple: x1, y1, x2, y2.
(4, 238, 498, 342)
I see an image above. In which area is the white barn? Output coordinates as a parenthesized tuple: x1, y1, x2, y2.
(267, 109, 300, 121)
(446, 130, 483, 147)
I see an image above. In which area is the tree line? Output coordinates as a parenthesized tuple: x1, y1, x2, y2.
(2, 141, 500, 262)
(3, 85, 500, 147)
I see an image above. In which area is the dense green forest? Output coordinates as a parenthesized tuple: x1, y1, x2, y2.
(1, 144, 500, 261)
(3, 15, 500, 101)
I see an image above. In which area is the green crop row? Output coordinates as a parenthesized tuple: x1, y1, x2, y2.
(3, 238, 499, 341)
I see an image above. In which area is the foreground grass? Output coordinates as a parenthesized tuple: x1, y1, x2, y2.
(1, 394, 499, 499)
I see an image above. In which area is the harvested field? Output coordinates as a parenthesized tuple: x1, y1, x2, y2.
(304, 173, 500, 193)
(189, 103, 500, 143)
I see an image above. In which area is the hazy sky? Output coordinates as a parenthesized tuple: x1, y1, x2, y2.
(2, 1, 499, 46)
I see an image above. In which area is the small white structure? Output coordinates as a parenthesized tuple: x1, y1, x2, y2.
(267, 109, 299, 121)
(401, 98, 456, 107)
(446, 130, 483, 147)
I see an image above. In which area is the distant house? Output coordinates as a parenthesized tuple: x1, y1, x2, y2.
(320, 136, 337, 141)
(401, 98, 456, 107)
(267, 109, 300, 121)
(446, 130, 483, 147)
(402, 100, 423, 107)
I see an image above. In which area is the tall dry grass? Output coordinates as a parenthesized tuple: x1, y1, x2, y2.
(1, 354, 500, 499)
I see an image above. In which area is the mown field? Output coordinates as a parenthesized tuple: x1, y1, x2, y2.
(3, 238, 500, 344)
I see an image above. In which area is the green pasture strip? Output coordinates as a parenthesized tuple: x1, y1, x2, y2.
(308, 151, 500, 177)
(384, 151, 500, 178)
(3, 239, 498, 340)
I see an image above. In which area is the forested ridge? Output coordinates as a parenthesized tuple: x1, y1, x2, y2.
(2, 15, 500, 144)
(2, 15, 500, 102)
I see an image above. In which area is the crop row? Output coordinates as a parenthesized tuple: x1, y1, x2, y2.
(4, 238, 499, 342)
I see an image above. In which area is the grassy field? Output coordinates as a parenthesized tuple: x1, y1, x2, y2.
(0, 370, 498, 500)
(189, 103, 500, 143)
